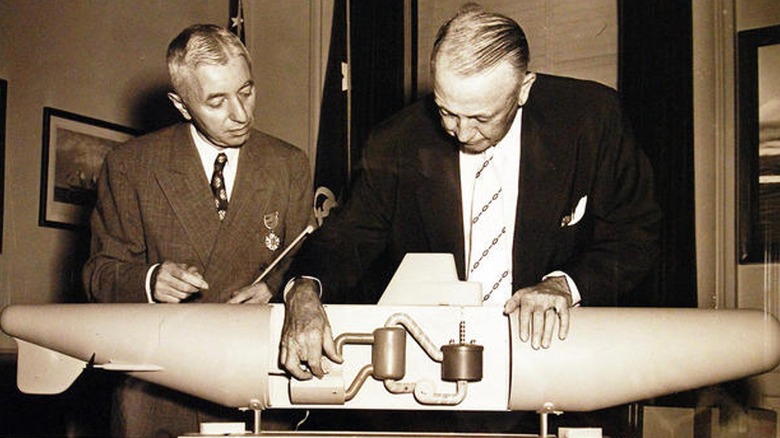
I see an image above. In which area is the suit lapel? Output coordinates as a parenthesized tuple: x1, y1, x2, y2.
(417, 138, 467, 279)
(154, 126, 221, 267)
(514, 98, 576, 286)
(207, 136, 275, 285)
(224, 139, 272, 229)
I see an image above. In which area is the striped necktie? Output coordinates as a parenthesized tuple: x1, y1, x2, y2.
(468, 152, 510, 304)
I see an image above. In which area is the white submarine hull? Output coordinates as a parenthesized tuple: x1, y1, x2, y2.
(2, 302, 779, 414)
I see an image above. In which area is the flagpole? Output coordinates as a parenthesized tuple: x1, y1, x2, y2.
(345, 0, 352, 191)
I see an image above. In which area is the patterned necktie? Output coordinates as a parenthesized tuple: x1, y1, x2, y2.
(468, 152, 510, 304)
(211, 153, 228, 221)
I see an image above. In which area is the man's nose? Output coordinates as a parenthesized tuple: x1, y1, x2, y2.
(229, 97, 249, 122)
(455, 119, 477, 143)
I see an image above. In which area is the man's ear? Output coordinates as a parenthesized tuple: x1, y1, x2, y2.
(167, 92, 192, 121)
(517, 72, 537, 106)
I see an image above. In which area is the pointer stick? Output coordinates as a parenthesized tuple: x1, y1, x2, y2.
(252, 224, 316, 285)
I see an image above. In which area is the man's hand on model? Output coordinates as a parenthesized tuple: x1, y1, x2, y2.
(279, 278, 343, 380)
(504, 276, 572, 349)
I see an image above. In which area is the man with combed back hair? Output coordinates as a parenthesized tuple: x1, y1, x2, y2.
(84, 24, 313, 437)
(280, 3, 660, 434)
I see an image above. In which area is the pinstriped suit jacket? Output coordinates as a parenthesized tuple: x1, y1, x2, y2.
(84, 122, 314, 303)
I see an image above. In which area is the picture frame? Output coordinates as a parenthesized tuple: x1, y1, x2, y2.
(737, 25, 780, 263)
(40, 107, 139, 229)
(0, 79, 6, 253)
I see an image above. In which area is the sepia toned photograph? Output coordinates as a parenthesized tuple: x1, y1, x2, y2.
(1, 2, 780, 438)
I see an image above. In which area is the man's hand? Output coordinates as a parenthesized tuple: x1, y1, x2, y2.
(503, 276, 572, 349)
(153, 261, 209, 303)
(227, 282, 273, 304)
(280, 278, 342, 380)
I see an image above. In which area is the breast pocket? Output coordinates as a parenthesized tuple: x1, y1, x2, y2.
(555, 195, 592, 257)
(559, 195, 588, 228)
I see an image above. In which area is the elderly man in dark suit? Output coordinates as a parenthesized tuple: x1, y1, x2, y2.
(279, 2, 661, 389)
(83, 24, 313, 437)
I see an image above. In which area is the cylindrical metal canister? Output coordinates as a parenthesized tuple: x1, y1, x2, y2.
(372, 326, 406, 379)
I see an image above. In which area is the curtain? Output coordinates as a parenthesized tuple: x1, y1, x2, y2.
(349, 0, 407, 172)
(618, 0, 697, 307)
(313, 0, 350, 225)
(313, 0, 407, 222)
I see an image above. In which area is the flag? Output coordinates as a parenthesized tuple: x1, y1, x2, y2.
(313, 0, 349, 226)
(229, 0, 245, 44)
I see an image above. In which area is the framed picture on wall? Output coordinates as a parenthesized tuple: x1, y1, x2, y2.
(0, 79, 6, 253)
(40, 107, 139, 229)
(738, 25, 780, 263)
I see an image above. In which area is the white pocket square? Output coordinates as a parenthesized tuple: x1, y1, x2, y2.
(561, 195, 587, 227)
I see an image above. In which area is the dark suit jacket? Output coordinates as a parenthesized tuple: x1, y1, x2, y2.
(84, 123, 313, 303)
(290, 74, 661, 306)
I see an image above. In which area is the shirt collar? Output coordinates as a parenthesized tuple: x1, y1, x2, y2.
(189, 124, 240, 168)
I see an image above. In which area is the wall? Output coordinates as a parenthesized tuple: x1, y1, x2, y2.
(0, 0, 230, 351)
(417, 0, 618, 94)
(695, 1, 780, 434)
(245, 0, 320, 169)
(734, 0, 780, 428)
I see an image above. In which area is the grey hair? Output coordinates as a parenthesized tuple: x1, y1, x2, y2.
(431, 3, 529, 77)
(166, 24, 252, 97)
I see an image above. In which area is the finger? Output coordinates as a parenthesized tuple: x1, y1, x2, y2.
(162, 284, 199, 300)
(557, 306, 570, 340)
(159, 278, 200, 296)
(227, 288, 255, 304)
(158, 270, 202, 295)
(284, 348, 312, 381)
(305, 343, 326, 379)
(531, 309, 545, 350)
(321, 325, 343, 364)
(320, 357, 332, 374)
(226, 292, 248, 304)
(519, 306, 531, 342)
(248, 288, 273, 304)
(234, 284, 273, 304)
(152, 292, 181, 303)
(154, 287, 193, 303)
(177, 270, 209, 289)
(541, 308, 556, 349)
(503, 293, 520, 315)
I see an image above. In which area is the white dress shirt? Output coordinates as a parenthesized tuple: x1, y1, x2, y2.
(459, 109, 581, 305)
(191, 124, 240, 201)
